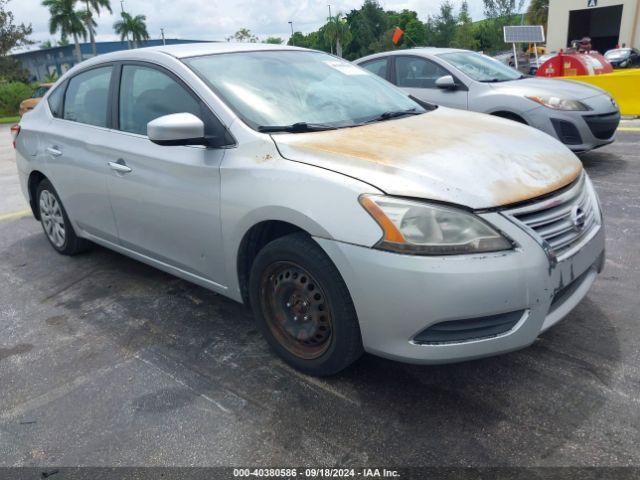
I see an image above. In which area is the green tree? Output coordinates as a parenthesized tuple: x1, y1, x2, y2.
(526, 0, 548, 33)
(345, 0, 389, 59)
(264, 36, 283, 44)
(1, 0, 33, 79)
(42, 0, 86, 62)
(432, 1, 457, 47)
(81, 0, 111, 56)
(40, 39, 53, 49)
(113, 11, 149, 49)
(451, 1, 478, 50)
(227, 28, 258, 43)
(57, 36, 69, 46)
(482, 0, 524, 51)
(1, 0, 33, 55)
(387, 9, 426, 47)
(325, 12, 352, 57)
(43, 70, 59, 82)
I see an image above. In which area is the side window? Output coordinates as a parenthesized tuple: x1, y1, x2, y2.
(395, 56, 450, 89)
(119, 65, 202, 135)
(63, 66, 112, 127)
(360, 58, 388, 79)
(47, 82, 66, 118)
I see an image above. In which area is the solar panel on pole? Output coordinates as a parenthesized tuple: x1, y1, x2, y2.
(503, 25, 545, 44)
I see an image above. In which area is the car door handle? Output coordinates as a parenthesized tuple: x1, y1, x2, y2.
(46, 146, 62, 157)
(108, 160, 132, 174)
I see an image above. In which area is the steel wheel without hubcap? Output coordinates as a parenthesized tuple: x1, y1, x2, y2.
(39, 189, 66, 248)
(259, 261, 333, 360)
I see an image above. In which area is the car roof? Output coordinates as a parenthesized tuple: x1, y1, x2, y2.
(355, 47, 469, 63)
(92, 42, 308, 62)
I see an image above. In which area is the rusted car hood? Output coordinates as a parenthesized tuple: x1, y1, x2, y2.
(273, 107, 583, 209)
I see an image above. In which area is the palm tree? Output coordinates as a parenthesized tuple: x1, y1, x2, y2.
(114, 12, 149, 49)
(324, 12, 351, 58)
(42, 0, 87, 63)
(526, 0, 549, 34)
(82, 0, 112, 56)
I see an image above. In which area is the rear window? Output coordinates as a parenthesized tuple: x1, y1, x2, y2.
(63, 66, 113, 127)
(47, 83, 65, 118)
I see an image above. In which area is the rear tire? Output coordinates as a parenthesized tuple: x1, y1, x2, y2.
(36, 179, 90, 255)
(249, 233, 363, 376)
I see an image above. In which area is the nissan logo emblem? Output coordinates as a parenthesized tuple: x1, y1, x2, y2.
(571, 206, 586, 231)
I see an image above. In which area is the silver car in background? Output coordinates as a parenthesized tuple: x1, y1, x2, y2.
(355, 48, 620, 153)
(14, 43, 605, 376)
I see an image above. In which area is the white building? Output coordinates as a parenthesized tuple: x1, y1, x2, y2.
(546, 0, 640, 52)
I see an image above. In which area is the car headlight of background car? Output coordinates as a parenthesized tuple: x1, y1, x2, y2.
(359, 195, 513, 255)
(526, 95, 591, 111)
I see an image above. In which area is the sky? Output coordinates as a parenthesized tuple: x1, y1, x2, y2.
(9, 0, 497, 51)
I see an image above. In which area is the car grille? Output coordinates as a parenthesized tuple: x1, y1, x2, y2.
(583, 112, 620, 140)
(503, 174, 599, 258)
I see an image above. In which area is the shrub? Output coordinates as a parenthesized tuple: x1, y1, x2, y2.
(0, 82, 35, 116)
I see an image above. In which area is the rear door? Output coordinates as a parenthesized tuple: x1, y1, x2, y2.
(41, 65, 119, 242)
(105, 62, 227, 285)
(391, 55, 469, 109)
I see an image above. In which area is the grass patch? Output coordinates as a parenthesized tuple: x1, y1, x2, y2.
(0, 116, 20, 124)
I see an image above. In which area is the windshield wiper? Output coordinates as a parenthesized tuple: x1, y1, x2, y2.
(257, 122, 337, 133)
(480, 75, 524, 83)
(363, 108, 422, 124)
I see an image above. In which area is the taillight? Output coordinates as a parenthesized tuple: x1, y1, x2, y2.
(10, 124, 20, 149)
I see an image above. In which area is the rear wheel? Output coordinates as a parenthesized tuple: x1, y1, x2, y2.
(36, 179, 90, 255)
(249, 233, 363, 376)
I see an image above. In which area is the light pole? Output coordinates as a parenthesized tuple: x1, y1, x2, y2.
(328, 4, 333, 54)
(288, 21, 294, 46)
(161, 27, 166, 45)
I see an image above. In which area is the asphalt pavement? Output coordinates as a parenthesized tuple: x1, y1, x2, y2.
(0, 122, 639, 467)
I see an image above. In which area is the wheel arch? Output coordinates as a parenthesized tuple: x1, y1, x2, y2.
(236, 220, 310, 306)
(490, 110, 529, 125)
(27, 170, 47, 220)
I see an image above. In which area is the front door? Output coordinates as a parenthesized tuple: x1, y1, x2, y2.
(106, 63, 227, 285)
(392, 55, 468, 109)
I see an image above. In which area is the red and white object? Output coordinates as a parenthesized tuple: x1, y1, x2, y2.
(537, 50, 613, 77)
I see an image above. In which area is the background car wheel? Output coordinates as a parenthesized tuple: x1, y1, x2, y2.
(36, 179, 90, 255)
(249, 232, 363, 376)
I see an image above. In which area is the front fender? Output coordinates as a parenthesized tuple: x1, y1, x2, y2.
(219, 139, 383, 302)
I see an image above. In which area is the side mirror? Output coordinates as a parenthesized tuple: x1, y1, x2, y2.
(148, 113, 206, 146)
(435, 75, 457, 90)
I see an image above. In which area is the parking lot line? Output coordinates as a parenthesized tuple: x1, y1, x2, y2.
(0, 208, 32, 222)
(618, 127, 640, 132)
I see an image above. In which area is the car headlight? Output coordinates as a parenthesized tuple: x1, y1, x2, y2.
(359, 195, 513, 255)
(526, 95, 590, 111)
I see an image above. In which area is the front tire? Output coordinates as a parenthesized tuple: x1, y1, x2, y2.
(36, 179, 90, 255)
(249, 233, 363, 376)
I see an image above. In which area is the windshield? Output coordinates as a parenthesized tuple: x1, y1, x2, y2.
(605, 49, 630, 58)
(438, 51, 523, 82)
(183, 50, 425, 130)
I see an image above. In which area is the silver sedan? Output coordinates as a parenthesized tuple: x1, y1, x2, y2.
(14, 43, 604, 375)
(355, 48, 620, 153)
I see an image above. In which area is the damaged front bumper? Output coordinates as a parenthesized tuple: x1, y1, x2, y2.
(316, 186, 605, 365)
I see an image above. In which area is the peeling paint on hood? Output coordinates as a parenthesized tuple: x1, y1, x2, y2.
(273, 107, 583, 209)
